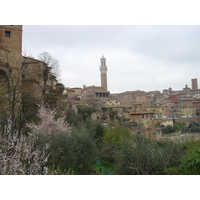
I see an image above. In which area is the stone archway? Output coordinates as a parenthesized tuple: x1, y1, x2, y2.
(0, 69, 10, 113)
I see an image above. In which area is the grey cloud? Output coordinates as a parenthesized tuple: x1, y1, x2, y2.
(128, 26, 200, 64)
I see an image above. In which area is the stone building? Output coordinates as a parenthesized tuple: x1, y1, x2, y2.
(171, 79, 200, 100)
(193, 99, 200, 116)
(22, 56, 57, 99)
(0, 25, 23, 115)
(105, 100, 121, 106)
(0, 25, 60, 117)
(192, 78, 198, 90)
(113, 90, 148, 107)
(163, 87, 172, 97)
(180, 105, 196, 117)
(168, 94, 179, 103)
(0, 25, 22, 59)
(147, 104, 166, 118)
(130, 110, 155, 138)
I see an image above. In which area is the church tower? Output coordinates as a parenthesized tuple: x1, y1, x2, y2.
(99, 55, 108, 91)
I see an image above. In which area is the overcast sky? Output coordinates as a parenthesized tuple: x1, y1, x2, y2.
(22, 25, 200, 93)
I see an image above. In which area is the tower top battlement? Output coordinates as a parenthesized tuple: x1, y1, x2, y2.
(100, 55, 107, 74)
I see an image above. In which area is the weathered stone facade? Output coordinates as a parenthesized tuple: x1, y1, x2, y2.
(22, 56, 57, 99)
(111, 90, 148, 107)
(192, 78, 198, 90)
(0, 25, 59, 117)
(0, 25, 23, 115)
(130, 110, 155, 138)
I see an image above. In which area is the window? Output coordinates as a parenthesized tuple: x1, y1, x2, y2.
(142, 114, 144, 119)
(5, 30, 11, 37)
(22, 64, 28, 69)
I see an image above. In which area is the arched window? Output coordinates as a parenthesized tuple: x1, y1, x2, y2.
(0, 70, 9, 84)
(0, 69, 9, 111)
(0, 70, 9, 93)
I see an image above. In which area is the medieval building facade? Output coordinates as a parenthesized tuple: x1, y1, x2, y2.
(0, 25, 23, 115)
(22, 56, 57, 99)
(0, 25, 59, 117)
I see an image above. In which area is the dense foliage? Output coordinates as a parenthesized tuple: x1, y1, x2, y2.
(186, 121, 200, 132)
(165, 142, 200, 175)
(1, 103, 200, 175)
(114, 136, 183, 175)
(162, 125, 177, 134)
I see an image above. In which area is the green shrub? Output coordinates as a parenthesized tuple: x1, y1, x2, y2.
(162, 125, 177, 134)
(114, 135, 183, 175)
(166, 142, 200, 175)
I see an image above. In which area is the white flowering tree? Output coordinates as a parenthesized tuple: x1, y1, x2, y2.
(0, 103, 71, 175)
(0, 118, 50, 175)
(27, 103, 71, 135)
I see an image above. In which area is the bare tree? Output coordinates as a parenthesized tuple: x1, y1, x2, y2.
(0, 54, 22, 132)
(22, 48, 35, 58)
(37, 52, 61, 80)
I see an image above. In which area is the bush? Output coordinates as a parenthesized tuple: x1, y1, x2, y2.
(186, 121, 200, 132)
(165, 142, 200, 175)
(29, 104, 98, 174)
(162, 125, 177, 134)
(85, 120, 105, 141)
(99, 125, 132, 163)
(77, 105, 93, 121)
(103, 125, 131, 146)
(40, 125, 97, 175)
(114, 135, 183, 175)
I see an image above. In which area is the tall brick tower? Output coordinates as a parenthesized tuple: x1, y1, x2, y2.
(0, 25, 22, 75)
(99, 55, 108, 91)
(0, 25, 22, 54)
(191, 78, 198, 90)
(0, 25, 23, 116)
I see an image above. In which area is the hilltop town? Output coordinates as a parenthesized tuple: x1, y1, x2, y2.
(1, 25, 200, 175)
(1, 25, 200, 140)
